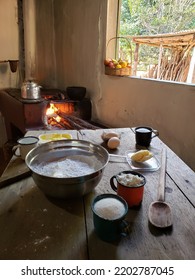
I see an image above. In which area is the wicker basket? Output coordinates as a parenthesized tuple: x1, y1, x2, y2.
(105, 65, 131, 76)
(105, 36, 132, 77)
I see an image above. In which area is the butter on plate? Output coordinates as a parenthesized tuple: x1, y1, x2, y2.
(130, 149, 153, 162)
(39, 133, 72, 143)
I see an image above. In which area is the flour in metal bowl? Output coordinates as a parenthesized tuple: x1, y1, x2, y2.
(33, 155, 99, 178)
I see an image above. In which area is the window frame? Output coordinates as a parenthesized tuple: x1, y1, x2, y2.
(106, 0, 195, 85)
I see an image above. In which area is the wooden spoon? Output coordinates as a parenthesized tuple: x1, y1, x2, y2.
(148, 148, 172, 228)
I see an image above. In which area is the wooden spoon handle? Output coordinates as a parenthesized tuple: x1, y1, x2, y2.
(157, 148, 167, 201)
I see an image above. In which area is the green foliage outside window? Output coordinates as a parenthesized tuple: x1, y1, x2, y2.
(119, 0, 195, 71)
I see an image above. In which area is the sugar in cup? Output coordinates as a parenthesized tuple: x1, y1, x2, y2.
(110, 171, 146, 208)
(91, 193, 129, 242)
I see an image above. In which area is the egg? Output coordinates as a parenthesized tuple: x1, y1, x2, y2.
(101, 131, 120, 141)
(107, 137, 120, 149)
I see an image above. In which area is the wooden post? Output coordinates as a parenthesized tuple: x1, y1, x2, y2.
(157, 44, 163, 79)
(133, 43, 139, 76)
(187, 47, 195, 83)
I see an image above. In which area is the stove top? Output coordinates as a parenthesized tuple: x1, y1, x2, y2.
(0, 87, 93, 140)
(4, 88, 67, 103)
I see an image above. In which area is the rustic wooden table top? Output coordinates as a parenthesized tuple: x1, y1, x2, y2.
(0, 128, 194, 260)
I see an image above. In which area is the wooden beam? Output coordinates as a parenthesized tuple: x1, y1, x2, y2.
(126, 31, 195, 49)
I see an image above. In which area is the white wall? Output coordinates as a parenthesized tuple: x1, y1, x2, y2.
(0, 0, 19, 146)
(94, 75, 195, 170)
(0, 0, 20, 88)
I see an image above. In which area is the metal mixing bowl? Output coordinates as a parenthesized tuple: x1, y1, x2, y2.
(25, 139, 109, 198)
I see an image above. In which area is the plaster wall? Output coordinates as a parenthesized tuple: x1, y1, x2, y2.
(0, 0, 19, 146)
(95, 75, 195, 170)
(29, 0, 106, 93)
(0, 0, 19, 88)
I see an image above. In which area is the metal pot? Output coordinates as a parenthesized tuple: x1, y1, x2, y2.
(21, 80, 41, 99)
(25, 139, 109, 199)
(66, 86, 86, 100)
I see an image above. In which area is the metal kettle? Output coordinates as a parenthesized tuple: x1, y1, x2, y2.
(21, 80, 41, 100)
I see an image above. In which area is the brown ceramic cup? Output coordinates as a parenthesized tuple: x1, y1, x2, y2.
(110, 171, 146, 208)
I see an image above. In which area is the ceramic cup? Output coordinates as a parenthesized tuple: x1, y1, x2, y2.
(135, 126, 159, 147)
(12, 136, 39, 160)
(91, 193, 129, 242)
(110, 171, 146, 208)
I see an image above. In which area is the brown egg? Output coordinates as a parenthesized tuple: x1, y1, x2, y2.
(107, 137, 120, 149)
(101, 131, 120, 141)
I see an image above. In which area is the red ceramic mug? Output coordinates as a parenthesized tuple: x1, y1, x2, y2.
(110, 171, 146, 208)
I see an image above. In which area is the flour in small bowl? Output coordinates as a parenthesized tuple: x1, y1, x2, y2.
(94, 197, 126, 220)
(117, 173, 144, 187)
(33, 157, 96, 178)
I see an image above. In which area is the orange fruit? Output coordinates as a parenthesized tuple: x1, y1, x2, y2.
(119, 61, 127, 68)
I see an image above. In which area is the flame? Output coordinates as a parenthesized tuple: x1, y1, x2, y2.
(46, 103, 58, 116)
(54, 115, 61, 122)
(45, 101, 75, 128)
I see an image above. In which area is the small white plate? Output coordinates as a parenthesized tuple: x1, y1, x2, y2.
(39, 133, 72, 143)
(126, 149, 160, 172)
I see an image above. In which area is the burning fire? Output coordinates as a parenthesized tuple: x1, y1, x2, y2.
(54, 115, 61, 122)
(45, 103, 62, 126)
(46, 103, 58, 116)
(45, 102, 75, 128)
(43, 101, 94, 130)
(46, 102, 74, 116)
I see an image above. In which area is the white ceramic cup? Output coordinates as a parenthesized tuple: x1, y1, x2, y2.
(12, 136, 39, 160)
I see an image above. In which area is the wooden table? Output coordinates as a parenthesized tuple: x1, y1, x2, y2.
(0, 128, 194, 260)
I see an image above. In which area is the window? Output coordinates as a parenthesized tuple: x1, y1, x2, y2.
(106, 0, 195, 84)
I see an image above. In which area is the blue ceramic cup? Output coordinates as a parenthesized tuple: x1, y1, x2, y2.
(91, 193, 129, 242)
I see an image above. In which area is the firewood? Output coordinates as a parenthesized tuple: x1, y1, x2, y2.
(58, 112, 99, 130)
(51, 117, 71, 129)
(59, 118, 73, 129)
(47, 110, 101, 130)
(64, 114, 99, 130)
(154, 43, 194, 83)
(57, 113, 84, 130)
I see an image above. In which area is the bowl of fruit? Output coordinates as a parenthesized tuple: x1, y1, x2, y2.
(104, 37, 132, 77)
(104, 58, 131, 76)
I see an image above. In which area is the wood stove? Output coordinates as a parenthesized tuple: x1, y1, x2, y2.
(0, 88, 93, 140)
